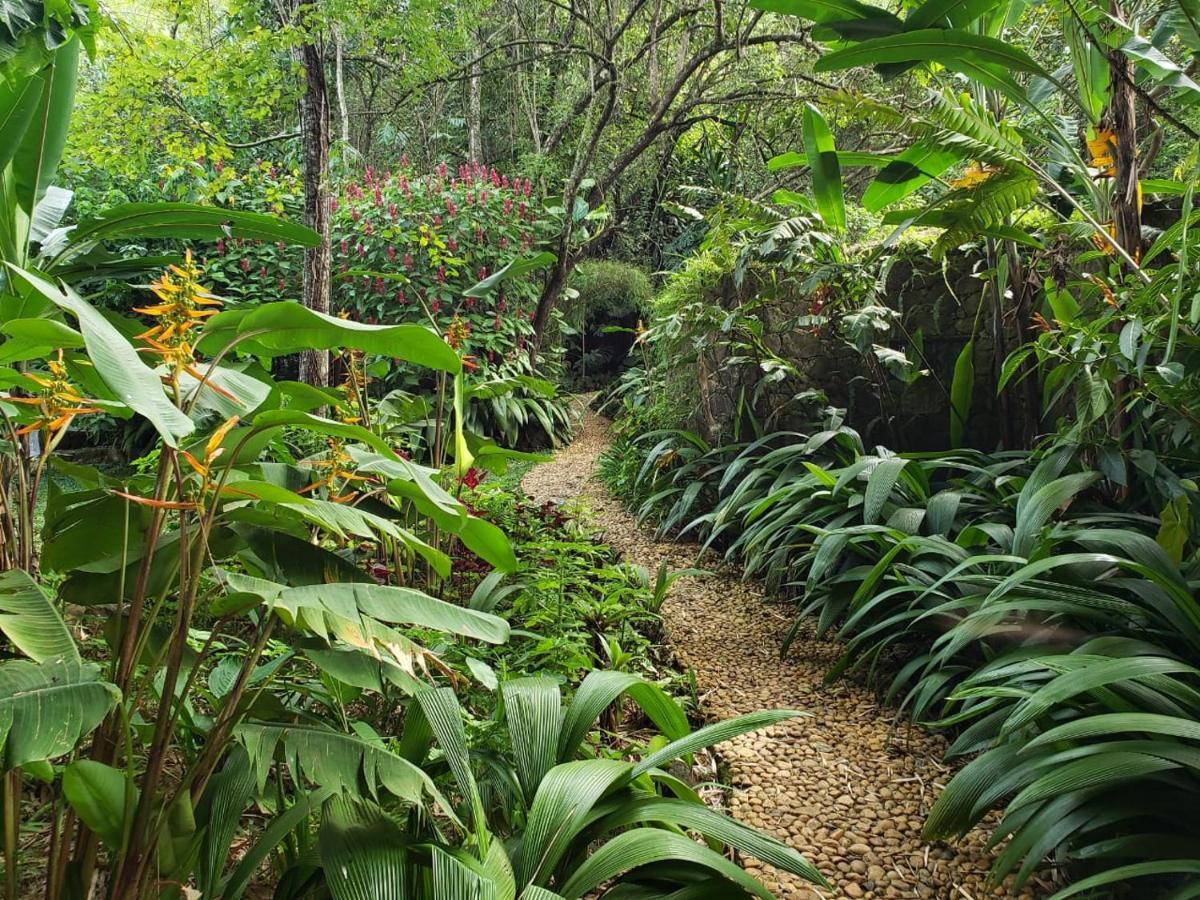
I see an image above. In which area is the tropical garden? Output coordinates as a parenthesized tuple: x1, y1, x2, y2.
(0, 0, 1197, 896)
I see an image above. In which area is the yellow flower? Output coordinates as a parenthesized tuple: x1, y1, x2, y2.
(1088, 129, 1117, 178)
(950, 161, 999, 189)
(136, 250, 224, 380)
(9, 350, 103, 436)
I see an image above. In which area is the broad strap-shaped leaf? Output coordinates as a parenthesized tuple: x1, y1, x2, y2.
(7, 265, 195, 446)
(319, 794, 409, 900)
(632, 710, 803, 778)
(432, 846, 498, 900)
(863, 457, 908, 525)
(862, 143, 961, 212)
(949, 340, 974, 448)
(464, 252, 556, 297)
(236, 722, 454, 819)
(558, 829, 774, 899)
(11, 37, 78, 255)
(415, 688, 488, 837)
(60, 202, 318, 258)
(201, 301, 460, 373)
(1010, 472, 1099, 558)
(278, 583, 509, 644)
(62, 759, 133, 847)
(502, 677, 563, 803)
(220, 785, 336, 900)
(0, 657, 119, 770)
(594, 798, 828, 886)
(518, 758, 632, 886)
(195, 745, 256, 897)
(557, 670, 689, 762)
(0, 568, 77, 662)
(815, 28, 1047, 76)
(802, 103, 845, 233)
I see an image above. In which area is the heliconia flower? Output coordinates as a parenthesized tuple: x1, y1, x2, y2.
(433, 214, 442, 227)
(490, 168, 500, 186)
(356, 243, 365, 257)
(478, 265, 488, 280)
(364, 220, 374, 235)
(366, 165, 375, 183)
(503, 198, 513, 216)
(277, 278, 286, 290)
(374, 186, 383, 206)
(374, 277, 385, 294)
(438, 161, 447, 178)
(258, 265, 267, 278)
(388, 202, 397, 218)
(340, 262, 348, 273)
(498, 297, 507, 312)
(269, 166, 278, 178)
(518, 201, 526, 217)
(446, 197, 457, 216)
(431, 298, 441, 313)
(215, 160, 224, 173)
(499, 236, 508, 250)
(401, 153, 409, 168)
(236, 237, 244, 248)
(501, 174, 509, 189)
(523, 178, 532, 196)
(488, 350, 495, 362)
(478, 190, 488, 204)
(340, 240, 349, 255)
(403, 253, 413, 270)
(387, 245, 397, 261)
(447, 237, 458, 252)
(240, 258, 250, 273)
(216, 238, 226, 255)
(329, 197, 338, 213)
(436, 266, 446, 284)
(397, 289, 406, 304)
(351, 209, 361, 222)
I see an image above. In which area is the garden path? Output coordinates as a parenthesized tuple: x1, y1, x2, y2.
(522, 400, 1045, 900)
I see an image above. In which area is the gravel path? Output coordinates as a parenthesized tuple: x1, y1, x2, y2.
(523, 401, 1045, 900)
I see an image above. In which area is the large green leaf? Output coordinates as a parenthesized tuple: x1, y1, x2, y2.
(61, 202, 318, 257)
(11, 37, 78, 254)
(0, 70, 44, 176)
(519, 759, 632, 886)
(319, 794, 409, 900)
(0, 657, 119, 769)
(62, 759, 133, 847)
(7, 265, 195, 445)
(557, 670, 689, 763)
(202, 301, 460, 372)
(949, 340, 974, 448)
(862, 143, 961, 212)
(237, 722, 452, 815)
(463, 252, 556, 298)
(0, 568, 77, 662)
(815, 29, 1050, 82)
(278, 583, 509, 644)
(558, 829, 773, 899)
(801, 103, 845, 233)
(502, 677, 562, 803)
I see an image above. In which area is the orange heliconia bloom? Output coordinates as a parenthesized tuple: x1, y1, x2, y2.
(136, 250, 224, 379)
(8, 351, 103, 436)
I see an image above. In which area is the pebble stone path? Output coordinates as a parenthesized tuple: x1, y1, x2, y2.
(522, 402, 1048, 900)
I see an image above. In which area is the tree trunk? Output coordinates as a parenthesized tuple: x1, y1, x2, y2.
(335, 31, 350, 147)
(1107, 19, 1141, 257)
(467, 37, 483, 162)
(298, 33, 332, 388)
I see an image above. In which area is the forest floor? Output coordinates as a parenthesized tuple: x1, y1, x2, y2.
(522, 399, 1049, 900)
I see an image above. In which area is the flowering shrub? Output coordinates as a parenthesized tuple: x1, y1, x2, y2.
(204, 158, 555, 374)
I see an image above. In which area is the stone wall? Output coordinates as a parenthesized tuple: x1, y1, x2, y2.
(685, 252, 1017, 452)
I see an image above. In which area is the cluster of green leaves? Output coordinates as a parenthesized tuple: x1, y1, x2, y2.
(601, 393, 1200, 896)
